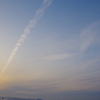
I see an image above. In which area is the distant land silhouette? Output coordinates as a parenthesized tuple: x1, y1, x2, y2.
(0, 97, 43, 100)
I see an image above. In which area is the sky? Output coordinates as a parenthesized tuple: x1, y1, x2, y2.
(0, 0, 100, 100)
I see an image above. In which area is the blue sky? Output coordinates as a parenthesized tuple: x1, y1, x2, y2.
(0, 0, 100, 100)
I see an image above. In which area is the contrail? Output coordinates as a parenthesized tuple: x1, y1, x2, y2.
(0, 0, 52, 78)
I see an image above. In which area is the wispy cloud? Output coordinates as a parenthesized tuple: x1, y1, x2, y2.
(28, 22, 99, 61)
(80, 27, 94, 53)
(16, 91, 39, 94)
(0, 0, 52, 78)
(43, 53, 76, 60)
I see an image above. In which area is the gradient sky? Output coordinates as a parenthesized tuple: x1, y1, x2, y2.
(0, 0, 100, 100)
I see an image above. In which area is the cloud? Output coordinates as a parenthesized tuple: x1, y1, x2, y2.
(43, 53, 76, 60)
(80, 27, 94, 53)
(0, 0, 52, 78)
(16, 91, 39, 94)
(28, 21, 100, 62)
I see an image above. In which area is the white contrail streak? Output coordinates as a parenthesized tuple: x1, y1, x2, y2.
(0, 0, 52, 78)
